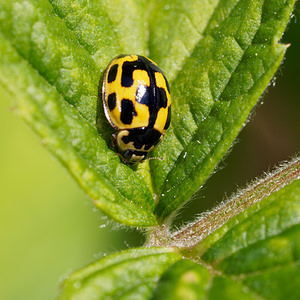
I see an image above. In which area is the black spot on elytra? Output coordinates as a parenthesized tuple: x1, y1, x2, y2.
(121, 128, 162, 150)
(121, 61, 136, 87)
(121, 99, 137, 124)
(107, 64, 118, 83)
(158, 87, 168, 108)
(164, 106, 171, 130)
(107, 93, 116, 111)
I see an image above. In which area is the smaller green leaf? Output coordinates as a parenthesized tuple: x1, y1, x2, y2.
(58, 247, 181, 300)
(151, 260, 210, 300)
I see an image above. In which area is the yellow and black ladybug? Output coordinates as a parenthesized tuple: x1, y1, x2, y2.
(102, 55, 171, 164)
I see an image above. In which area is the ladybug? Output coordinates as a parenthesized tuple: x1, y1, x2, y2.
(102, 54, 171, 164)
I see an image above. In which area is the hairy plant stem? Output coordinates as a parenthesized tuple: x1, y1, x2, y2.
(169, 156, 300, 250)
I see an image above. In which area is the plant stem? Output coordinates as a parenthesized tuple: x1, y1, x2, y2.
(170, 156, 300, 249)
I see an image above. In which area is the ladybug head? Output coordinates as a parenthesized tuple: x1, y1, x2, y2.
(113, 130, 148, 164)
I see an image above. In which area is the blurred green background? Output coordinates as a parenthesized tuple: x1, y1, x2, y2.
(1, 5, 299, 300)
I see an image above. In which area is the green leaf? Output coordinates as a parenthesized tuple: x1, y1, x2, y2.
(0, 32, 156, 227)
(151, 0, 295, 222)
(0, 0, 156, 226)
(58, 247, 182, 300)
